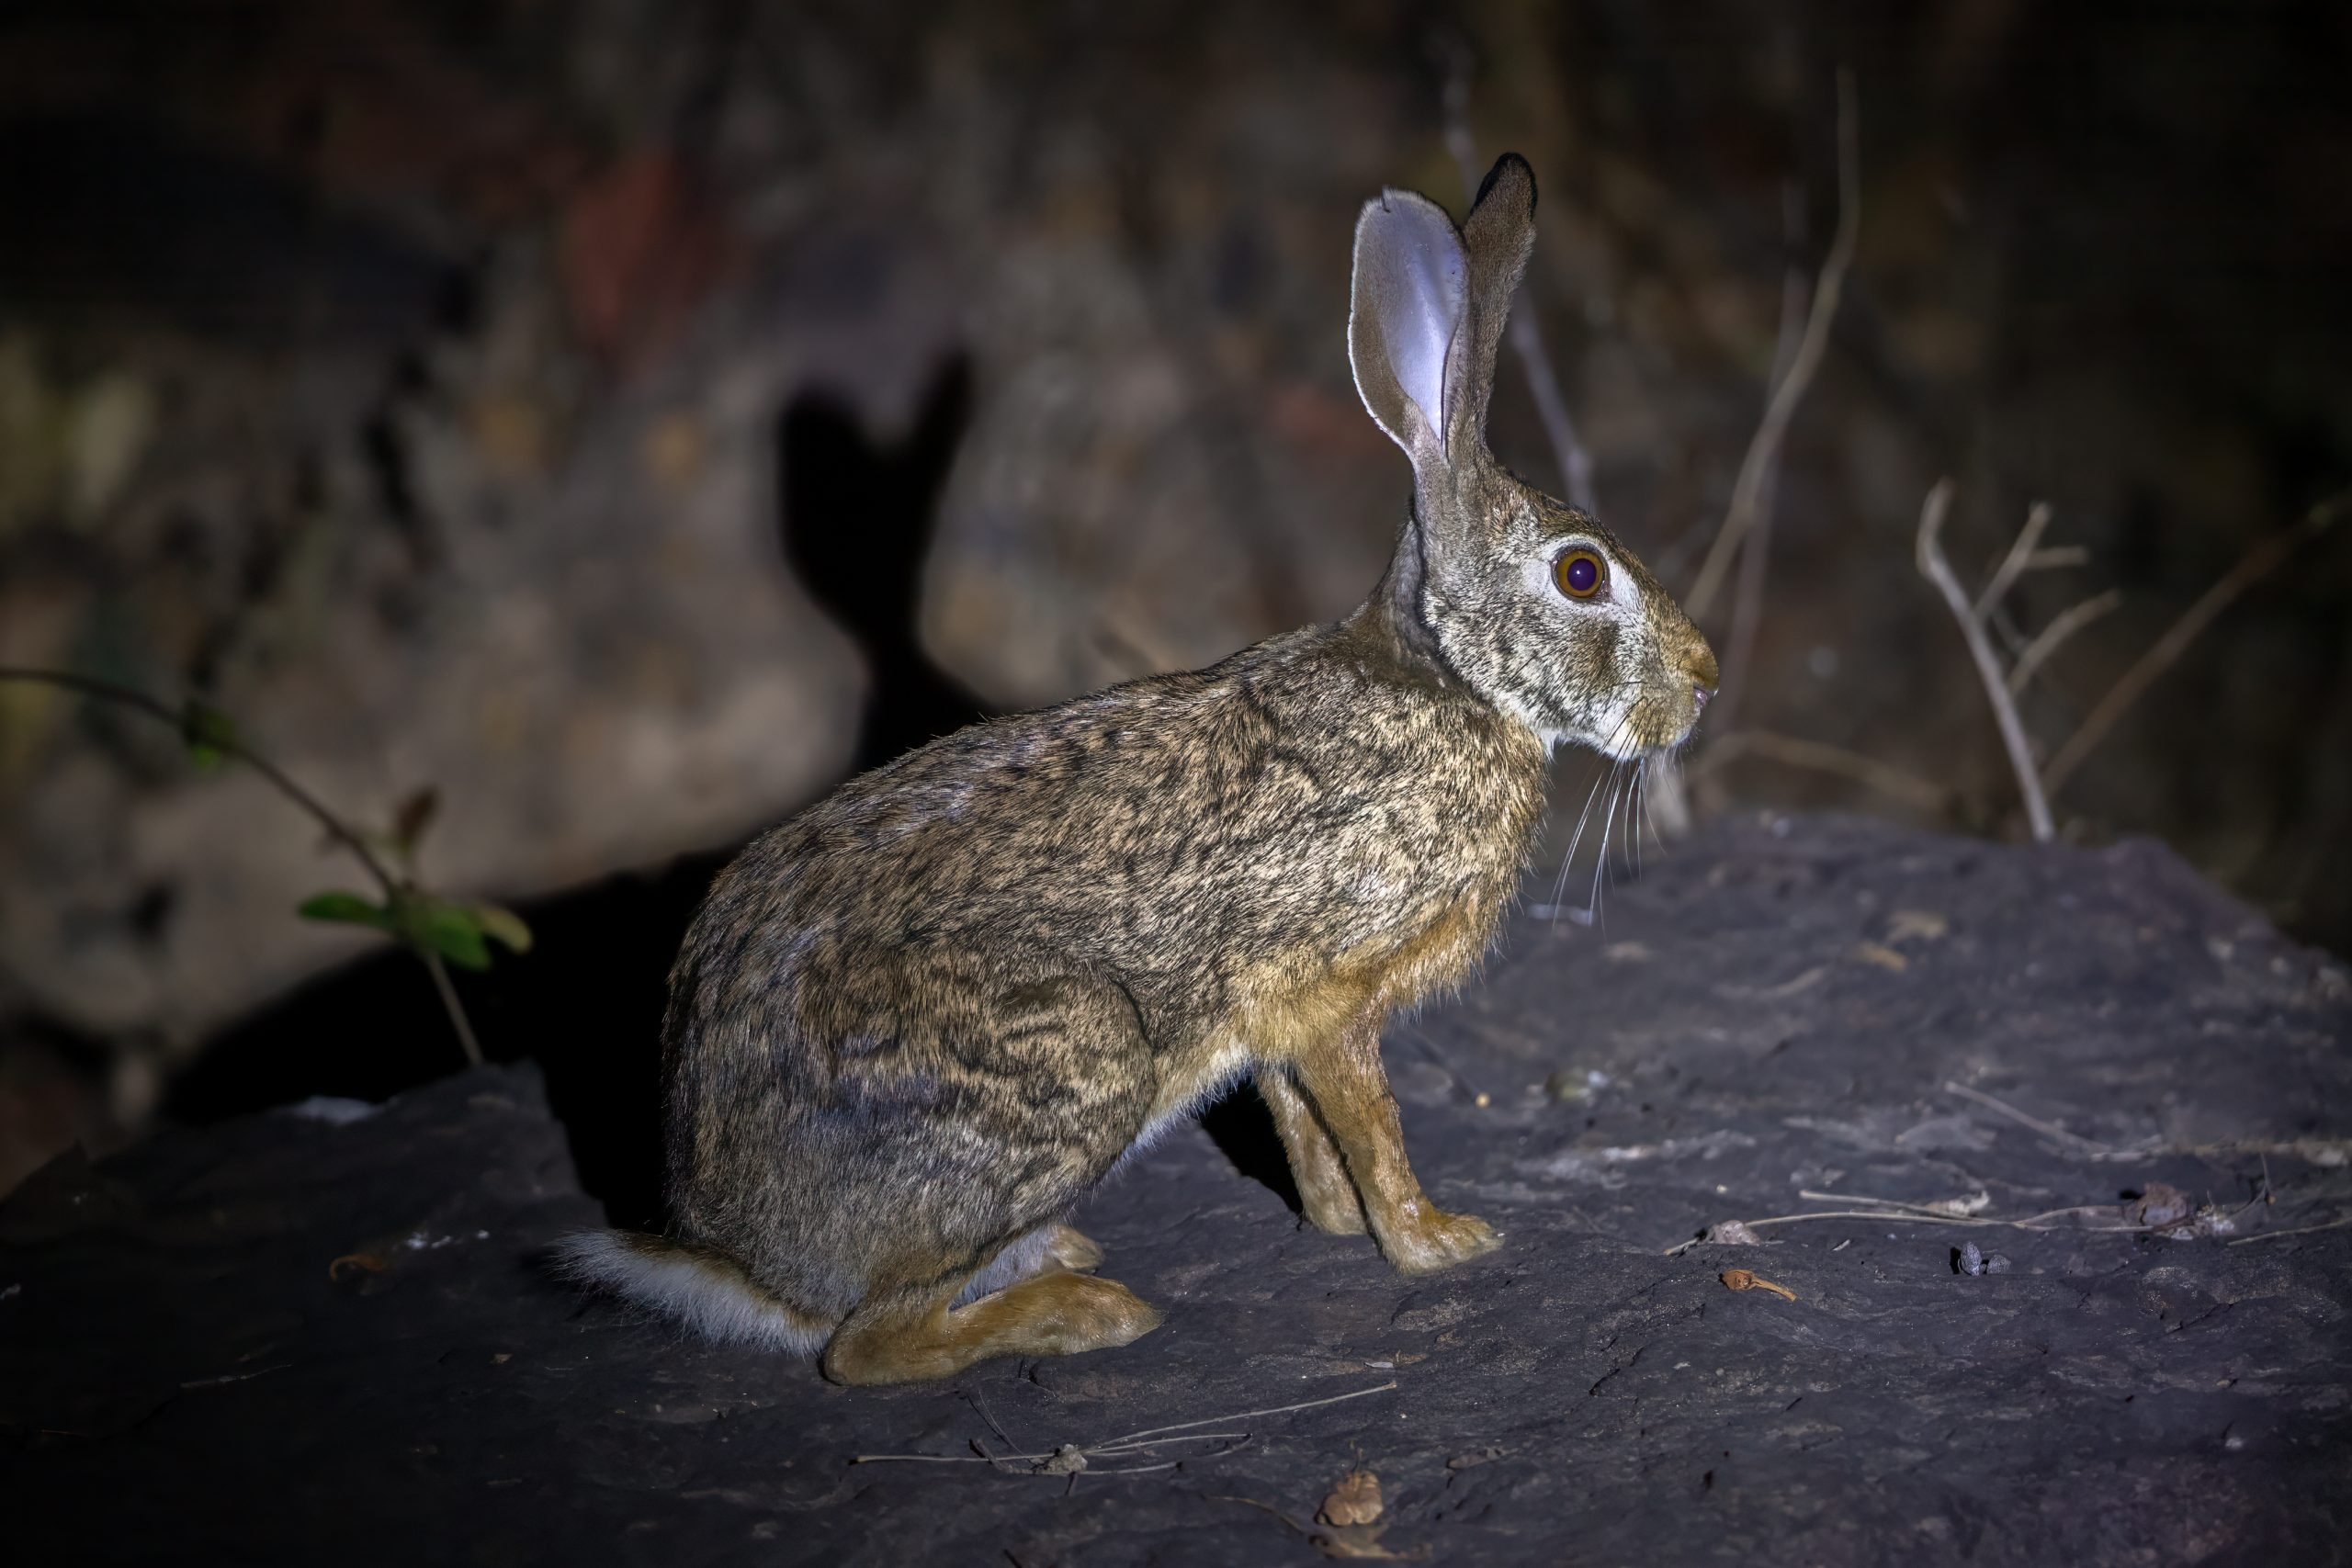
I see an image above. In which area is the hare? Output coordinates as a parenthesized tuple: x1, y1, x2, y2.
(557, 154, 1717, 1384)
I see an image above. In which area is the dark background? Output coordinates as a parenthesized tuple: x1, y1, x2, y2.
(2, 0, 2346, 1208)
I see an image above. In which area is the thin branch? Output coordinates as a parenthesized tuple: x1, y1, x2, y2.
(854, 1381, 1397, 1470)
(1094, 1381, 1398, 1449)
(1441, 51, 1599, 514)
(1664, 1207, 2152, 1257)
(0, 664, 482, 1066)
(1666, 1187, 2267, 1256)
(1915, 482, 2056, 841)
(1942, 1080, 2113, 1154)
(2226, 1213, 2352, 1247)
(1690, 728, 1947, 815)
(0, 666, 399, 894)
(1711, 180, 1812, 733)
(2007, 590, 2122, 695)
(421, 951, 485, 1067)
(1685, 67, 1860, 622)
(1971, 502, 2051, 622)
(2041, 489, 2349, 795)
(1796, 1194, 2117, 1232)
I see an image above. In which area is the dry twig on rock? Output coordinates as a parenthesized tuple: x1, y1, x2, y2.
(852, 1380, 1398, 1475)
(1914, 481, 2057, 842)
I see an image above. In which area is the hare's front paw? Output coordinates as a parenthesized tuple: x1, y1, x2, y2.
(1382, 1208, 1500, 1275)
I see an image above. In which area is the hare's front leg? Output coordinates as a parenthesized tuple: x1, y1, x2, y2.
(1258, 1067, 1366, 1235)
(1292, 1018, 1499, 1274)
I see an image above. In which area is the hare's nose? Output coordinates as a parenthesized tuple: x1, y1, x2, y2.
(1692, 682, 1715, 713)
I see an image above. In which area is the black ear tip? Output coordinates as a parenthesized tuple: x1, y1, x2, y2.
(1474, 152, 1536, 216)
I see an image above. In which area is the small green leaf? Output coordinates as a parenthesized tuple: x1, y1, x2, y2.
(299, 890, 397, 931)
(180, 700, 238, 769)
(469, 901, 533, 956)
(394, 894, 492, 971)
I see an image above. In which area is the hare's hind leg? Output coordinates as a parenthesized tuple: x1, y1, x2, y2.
(819, 973, 1156, 1385)
(822, 1268, 1160, 1385)
(1258, 1067, 1366, 1235)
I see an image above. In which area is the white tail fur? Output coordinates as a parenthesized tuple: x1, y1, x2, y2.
(550, 1231, 831, 1354)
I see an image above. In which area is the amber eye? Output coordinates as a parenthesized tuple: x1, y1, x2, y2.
(1554, 547, 1606, 600)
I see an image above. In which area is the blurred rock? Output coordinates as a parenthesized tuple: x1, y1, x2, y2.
(2, 0, 2349, 1067)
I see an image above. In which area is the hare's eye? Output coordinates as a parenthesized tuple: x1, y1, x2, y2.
(1553, 548, 1607, 600)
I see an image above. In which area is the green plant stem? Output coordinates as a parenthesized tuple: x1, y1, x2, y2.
(419, 950, 485, 1067)
(0, 665, 486, 1067)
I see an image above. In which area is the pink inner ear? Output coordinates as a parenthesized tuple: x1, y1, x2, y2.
(1374, 199, 1466, 457)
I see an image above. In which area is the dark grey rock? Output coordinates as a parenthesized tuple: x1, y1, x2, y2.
(5, 813, 2349, 1565)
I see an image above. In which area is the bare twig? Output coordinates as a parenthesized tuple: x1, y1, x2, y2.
(1685, 68, 1860, 623)
(1663, 1203, 2153, 1257)
(1092, 1381, 1399, 1449)
(1942, 1080, 2113, 1154)
(2007, 589, 2123, 694)
(1972, 502, 2052, 622)
(1915, 482, 2056, 841)
(2041, 489, 2349, 795)
(1664, 1187, 2267, 1257)
(853, 1380, 1398, 1471)
(2226, 1213, 2352, 1247)
(1712, 180, 1813, 733)
(1690, 729, 1947, 815)
(1441, 56, 1598, 513)
(1794, 1190, 2113, 1222)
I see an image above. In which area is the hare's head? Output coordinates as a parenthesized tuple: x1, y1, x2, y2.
(1351, 155, 1717, 761)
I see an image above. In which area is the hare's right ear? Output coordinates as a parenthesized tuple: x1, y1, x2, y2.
(1349, 189, 1469, 478)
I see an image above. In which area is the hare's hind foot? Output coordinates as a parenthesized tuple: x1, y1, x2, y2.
(822, 1270, 1160, 1386)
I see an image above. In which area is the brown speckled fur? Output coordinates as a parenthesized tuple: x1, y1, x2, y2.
(560, 154, 1717, 1384)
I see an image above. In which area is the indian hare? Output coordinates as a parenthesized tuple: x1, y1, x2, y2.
(560, 155, 1717, 1384)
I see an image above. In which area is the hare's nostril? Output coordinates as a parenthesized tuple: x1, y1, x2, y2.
(1692, 683, 1714, 712)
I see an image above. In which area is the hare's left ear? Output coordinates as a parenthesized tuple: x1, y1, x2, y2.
(1349, 187, 1468, 476)
(1348, 155, 1538, 478)
(1452, 152, 1538, 458)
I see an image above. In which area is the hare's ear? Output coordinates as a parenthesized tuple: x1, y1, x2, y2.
(1349, 188, 1469, 474)
(1454, 152, 1538, 456)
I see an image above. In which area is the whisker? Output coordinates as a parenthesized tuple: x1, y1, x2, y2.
(1585, 758, 1626, 931)
(1630, 757, 1645, 879)
(1534, 692, 1647, 927)
(1639, 756, 1667, 860)
(1545, 765, 1612, 927)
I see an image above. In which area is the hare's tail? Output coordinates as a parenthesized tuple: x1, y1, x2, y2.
(551, 1230, 831, 1354)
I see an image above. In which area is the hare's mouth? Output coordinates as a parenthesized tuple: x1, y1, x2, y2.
(1595, 690, 1706, 759)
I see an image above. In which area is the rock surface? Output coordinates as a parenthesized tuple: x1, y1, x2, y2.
(6, 814, 2350, 1565)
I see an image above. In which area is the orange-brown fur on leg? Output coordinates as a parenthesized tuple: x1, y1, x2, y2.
(1259, 1069, 1365, 1235)
(1291, 1012, 1498, 1274)
(822, 1268, 1160, 1386)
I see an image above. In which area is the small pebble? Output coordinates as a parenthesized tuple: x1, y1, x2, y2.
(1955, 1242, 1984, 1276)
